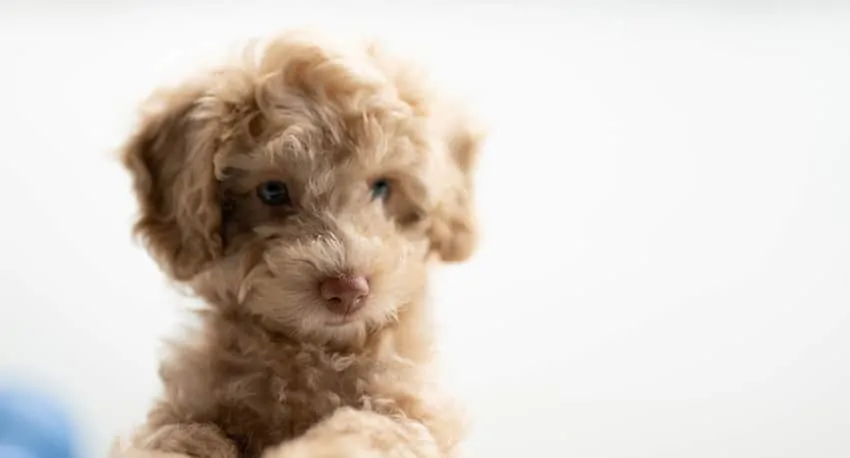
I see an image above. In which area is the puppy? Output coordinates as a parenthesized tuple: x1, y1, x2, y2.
(117, 31, 483, 458)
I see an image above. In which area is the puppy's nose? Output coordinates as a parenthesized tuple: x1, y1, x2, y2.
(319, 275, 370, 315)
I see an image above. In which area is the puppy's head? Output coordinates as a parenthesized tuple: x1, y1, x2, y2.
(122, 33, 483, 344)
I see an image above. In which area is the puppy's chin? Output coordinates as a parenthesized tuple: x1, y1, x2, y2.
(246, 295, 402, 346)
(305, 319, 370, 347)
(280, 311, 393, 348)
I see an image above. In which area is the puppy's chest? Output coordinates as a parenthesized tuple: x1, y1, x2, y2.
(212, 346, 383, 455)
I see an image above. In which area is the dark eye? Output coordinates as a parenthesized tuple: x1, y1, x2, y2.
(371, 178, 391, 201)
(256, 180, 291, 206)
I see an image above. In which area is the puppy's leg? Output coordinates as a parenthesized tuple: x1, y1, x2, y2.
(262, 407, 441, 458)
(110, 443, 192, 458)
(130, 423, 238, 458)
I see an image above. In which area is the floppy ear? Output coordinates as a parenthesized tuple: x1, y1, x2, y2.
(121, 84, 229, 281)
(427, 113, 486, 263)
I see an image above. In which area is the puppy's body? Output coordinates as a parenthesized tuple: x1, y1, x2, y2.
(141, 297, 455, 458)
(118, 32, 482, 458)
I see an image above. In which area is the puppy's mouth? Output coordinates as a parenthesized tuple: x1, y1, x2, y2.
(323, 301, 368, 327)
(325, 317, 357, 328)
(325, 315, 359, 327)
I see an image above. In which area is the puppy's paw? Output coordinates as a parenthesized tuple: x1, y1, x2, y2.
(261, 437, 385, 458)
(109, 437, 192, 458)
(118, 424, 238, 458)
(262, 408, 437, 458)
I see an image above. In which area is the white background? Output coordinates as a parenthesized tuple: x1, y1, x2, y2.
(1, 1, 849, 457)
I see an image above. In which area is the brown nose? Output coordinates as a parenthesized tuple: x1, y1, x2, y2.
(319, 275, 370, 315)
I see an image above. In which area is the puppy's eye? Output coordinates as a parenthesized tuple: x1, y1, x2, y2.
(371, 178, 391, 201)
(256, 180, 291, 206)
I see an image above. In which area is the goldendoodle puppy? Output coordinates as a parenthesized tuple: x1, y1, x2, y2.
(115, 31, 484, 458)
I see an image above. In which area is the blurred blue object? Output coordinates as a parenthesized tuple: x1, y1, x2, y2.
(0, 386, 76, 458)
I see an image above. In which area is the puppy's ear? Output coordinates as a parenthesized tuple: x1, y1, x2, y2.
(428, 113, 486, 263)
(122, 84, 228, 281)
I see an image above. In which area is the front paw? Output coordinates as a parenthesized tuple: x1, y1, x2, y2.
(110, 437, 193, 458)
(132, 424, 238, 458)
(262, 408, 437, 458)
(261, 409, 387, 458)
(261, 438, 385, 458)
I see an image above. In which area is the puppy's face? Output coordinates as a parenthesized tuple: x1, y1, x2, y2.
(211, 105, 436, 343)
(122, 34, 483, 344)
